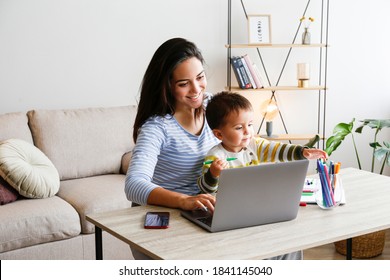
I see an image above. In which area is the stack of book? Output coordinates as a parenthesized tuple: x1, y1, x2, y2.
(230, 54, 265, 89)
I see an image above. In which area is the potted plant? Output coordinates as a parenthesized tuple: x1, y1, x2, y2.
(325, 118, 390, 258)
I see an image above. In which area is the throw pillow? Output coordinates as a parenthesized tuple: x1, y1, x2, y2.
(0, 139, 60, 198)
(0, 176, 19, 205)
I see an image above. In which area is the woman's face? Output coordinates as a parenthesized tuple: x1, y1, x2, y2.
(170, 57, 207, 111)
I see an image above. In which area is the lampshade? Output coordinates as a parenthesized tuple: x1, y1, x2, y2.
(260, 99, 279, 121)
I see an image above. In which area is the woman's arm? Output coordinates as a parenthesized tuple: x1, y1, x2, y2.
(125, 117, 216, 211)
(125, 119, 165, 205)
(147, 187, 215, 212)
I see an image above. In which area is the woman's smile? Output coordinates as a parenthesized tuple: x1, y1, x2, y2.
(187, 91, 202, 101)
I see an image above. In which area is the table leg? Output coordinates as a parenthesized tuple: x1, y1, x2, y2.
(346, 238, 352, 260)
(95, 226, 103, 260)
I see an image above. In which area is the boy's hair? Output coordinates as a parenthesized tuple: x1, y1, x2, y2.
(206, 91, 253, 129)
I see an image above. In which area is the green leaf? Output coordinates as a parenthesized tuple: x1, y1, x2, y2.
(326, 118, 389, 172)
(369, 142, 382, 149)
(325, 137, 343, 155)
(304, 134, 320, 148)
(374, 141, 390, 166)
(357, 119, 390, 132)
(325, 120, 354, 156)
(333, 122, 353, 136)
(355, 125, 364, 134)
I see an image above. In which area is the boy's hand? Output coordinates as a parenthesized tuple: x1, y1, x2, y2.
(209, 158, 229, 178)
(303, 148, 328, 160)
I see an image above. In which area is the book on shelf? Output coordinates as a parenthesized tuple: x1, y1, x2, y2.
(236, 56, 253, 89)
(242, 54, 264, 89)
(230, 57, 246, 89)
(230, 56, 252, 89)
(240, 56, 257, 89)
(252, 63, 266, 88)
(230, 55, 266, 89)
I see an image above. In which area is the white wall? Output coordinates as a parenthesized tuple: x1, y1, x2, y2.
(0, 0, 389, 175)
(0, 0, 227, 111)
(326, 0, 390, 175)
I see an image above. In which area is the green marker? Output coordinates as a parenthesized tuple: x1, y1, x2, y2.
(203, 157, 237, 165)
(301, 192, 314, 196)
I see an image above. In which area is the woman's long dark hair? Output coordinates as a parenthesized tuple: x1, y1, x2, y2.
(133, 38, 205, 143)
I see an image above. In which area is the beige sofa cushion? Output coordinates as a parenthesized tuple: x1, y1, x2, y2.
(27, 105, 137, 180)
(57, 174, 132, 234)
(0, 112, 33, 143)
(0, 196, 81, 253)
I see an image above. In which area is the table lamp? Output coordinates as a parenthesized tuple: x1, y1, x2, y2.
(260, 99, 279, 137)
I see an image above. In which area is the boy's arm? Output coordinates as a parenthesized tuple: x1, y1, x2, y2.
(254, 136, 327, 162)
(197, 156, 228, 194)
(254, 136, 306, 162)
(197, 168, 219, 194)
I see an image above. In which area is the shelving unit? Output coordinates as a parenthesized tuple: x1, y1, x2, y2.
(228, 86, 326, 92)
(226, 0, 329, 146)
(259, 134, 322, 141)
(226, 44, 327, 48)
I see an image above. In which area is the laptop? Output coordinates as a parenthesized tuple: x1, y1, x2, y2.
(181, 159, 309, 232)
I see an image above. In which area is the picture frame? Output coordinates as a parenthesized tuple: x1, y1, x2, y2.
(247, 14, 272, 44)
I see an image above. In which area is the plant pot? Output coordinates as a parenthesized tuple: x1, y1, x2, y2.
(334, 230, 386, 258)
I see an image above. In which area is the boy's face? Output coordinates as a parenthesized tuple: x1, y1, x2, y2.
(213, 109, 255, 153)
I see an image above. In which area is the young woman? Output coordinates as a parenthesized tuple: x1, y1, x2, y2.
(125, 38, 219, 214)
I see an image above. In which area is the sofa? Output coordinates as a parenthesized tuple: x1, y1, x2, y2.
(0, 105, 137, 259)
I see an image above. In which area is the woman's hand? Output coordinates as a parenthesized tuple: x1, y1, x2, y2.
(209, 158, 229, 178)
(179, 193, 216, 213)
(148, 188, 216, 213)
(302, 148, 328, 160)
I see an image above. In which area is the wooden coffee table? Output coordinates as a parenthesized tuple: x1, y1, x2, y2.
(86, 168, 390, 260)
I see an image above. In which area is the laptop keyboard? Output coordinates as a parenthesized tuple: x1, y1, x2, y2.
(198, 216, 213, 227)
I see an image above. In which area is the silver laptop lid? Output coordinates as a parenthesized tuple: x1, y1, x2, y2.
(210, 160, 309, 232)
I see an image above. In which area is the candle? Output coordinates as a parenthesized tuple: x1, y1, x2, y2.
(297, 63, 310, 87)
(297, 63, 310, 80)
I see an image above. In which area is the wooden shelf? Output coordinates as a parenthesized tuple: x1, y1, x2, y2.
(227, 86, 326, 92)
(226, 44, 328, 48)
(226, 1, 329, 145)
(258, 134, 324, 141)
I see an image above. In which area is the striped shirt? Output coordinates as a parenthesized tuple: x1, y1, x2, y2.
(198, 137, 306, 193)
(125, 114, 220, 205)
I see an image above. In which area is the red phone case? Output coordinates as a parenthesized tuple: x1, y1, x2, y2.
(144, 212, 170, 229)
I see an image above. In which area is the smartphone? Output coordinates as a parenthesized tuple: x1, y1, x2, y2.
(144, 212, 170, 229)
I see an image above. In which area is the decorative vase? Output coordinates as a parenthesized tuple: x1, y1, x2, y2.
(302, 27, 311, 45)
